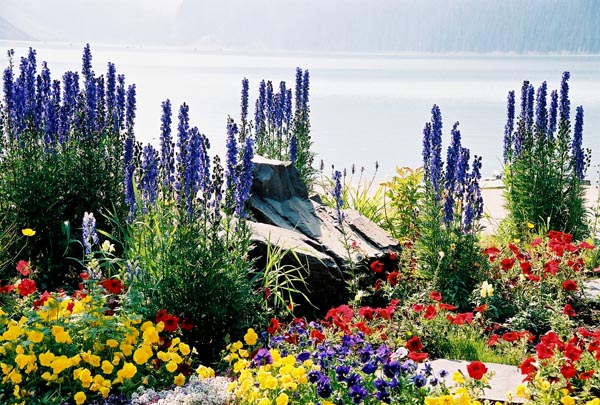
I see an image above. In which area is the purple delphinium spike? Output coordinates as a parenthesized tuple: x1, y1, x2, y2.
(160, 99, 175, 190)
(572, 106, 585, 180)
(332, 169, 344, 226)
(455, 147, 470, 204)
(525, 84, 534, 133)
(81, 43, 93, 84)
(302, 69, 310, 113)
(3, 50, 16, 136)
(140, 144, 159, 211)
(503, 91, 515, 163)
(211, 155, 224, 221)
(535, 81, 547, 135)
(265, 80, 275, 128)
(175, 103, 190, 204)
(125, 84, 136, 136)
(95, 75, 106, 131)
(106, 62, 116, 118)
(443, 122, 461, 226)
(82, 211, 99, 256)
(559, 71, 570, 125)
(254, 80, 266, 135)
(284, 88, 293, 127)
(295, 67, 303, 112)
(59, 71, 79, 143)
(464, 155, 483, 233)
(519, 80, 529, 120)
(289, 135, 298, 164)
(225, 117, 239, 213)
(187, 127, 202, 214)
(198, 133, 211, 194)
(429, 105, 443, 197)
(236, 135, 254, 218)
(116, 74, 126, 131)
(547, 90, 558, 140)
(240, 77, 249, 126)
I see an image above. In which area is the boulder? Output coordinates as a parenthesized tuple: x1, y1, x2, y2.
(247, 156, 400, 315)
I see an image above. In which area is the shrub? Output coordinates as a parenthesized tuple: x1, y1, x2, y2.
(417, 105, 485, 309)
(502, 72, 591, 240)
(0, 46, 130, 290)
(117, 101, 263, 365)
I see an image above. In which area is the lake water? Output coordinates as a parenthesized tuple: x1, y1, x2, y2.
(2, 41, 600, 182)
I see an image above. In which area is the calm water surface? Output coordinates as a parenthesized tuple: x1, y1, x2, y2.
(2, 41, 600, 181)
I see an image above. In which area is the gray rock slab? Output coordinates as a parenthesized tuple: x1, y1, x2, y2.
(584, 278, 600, 300)
(428, 359, 525, 403)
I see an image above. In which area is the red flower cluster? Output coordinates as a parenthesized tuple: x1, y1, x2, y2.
(156, 309, 182, 332)
(466, 360, 488, 380)
(406, 335, 428, 362)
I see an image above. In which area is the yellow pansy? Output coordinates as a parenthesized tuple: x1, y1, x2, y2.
(26, 330, 44, 344)
(21, 228, 36, 237)
(102, 360, 114, 375)
(561, 397, 575, 405)
(133, 345, 153, 365)
(276, 392, 289, 405)
(174, 372, 185, 386)
(244, 328, 258, 345)
(165, 361, 178, 373)
(74, 391, 86, 405)
(178, 342, 190, 356)
(106, 339, 119, 348)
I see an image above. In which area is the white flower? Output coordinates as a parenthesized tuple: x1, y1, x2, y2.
(391, 347, 409, 361)
(480, 280, 494, 298)
(101, 240, 115, 253)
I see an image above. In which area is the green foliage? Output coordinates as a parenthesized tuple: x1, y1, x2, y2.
(116, 198, 263, 365)
(380, 166, 424, 242)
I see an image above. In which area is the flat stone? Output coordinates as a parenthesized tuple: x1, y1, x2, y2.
(428, 359, 525, 403)
(584, 278, 600, 300)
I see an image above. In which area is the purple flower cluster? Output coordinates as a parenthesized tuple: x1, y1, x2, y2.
(572, 106, 585, 180)
(82, 211, 99, 256)
(559, 71, 571, 125)
(140, 144, 159, 211)
(1, 45, 131, 145)
(503, 90, 515, 163)
(332, 170, 344, 226)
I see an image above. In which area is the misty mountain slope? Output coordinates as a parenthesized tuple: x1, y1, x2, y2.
(175, 0, 600, 53)
(0, 16, 33, 40)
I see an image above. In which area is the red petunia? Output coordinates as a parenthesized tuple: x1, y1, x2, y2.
(267, 318, 282, 334)
(502, 331, 518, 342)
(520, 261, 532, 274)
(180, 318, 194, 331)
(544, 260, 560, 275)
(579, 370, 595, 380)
(474, 304, 487, 313)
(487, 334, 499, 347)
(310, 328, 325, 343)
(100, 278, 123, 294)
(369, 260, 384, 273)
(387, 271, 400, 286)
(430, 291, 442, 301)
(565, 344, 583, 362)
(579, 241, 595, 250)
(438, 303, 457, 311)
(483, 247, 501, 262)
(17, 278, 36, 296)
(412, 303, 425, 312)
(535, 343, 554, 359)
(16, 260, 31, 277)
(500, 258, 515, 271)
(406, 336, 423, 352)
(466, 360, 488, 380)
(353, 321, 372, 335)
(162, 313, 180, 332)
(373, 279, 383, 291)
(358, 306, 376, 319)
(560, 363, 577, 379)
(407, 351, 428, 362)
(530, 237, 543, 247)
(156, 309, 169, 323)
(563, 304, 577, 318)
(562, 280, 578, 292)
(519, 357, 537, 375)
(0, 284, 15, 294)
(424, 304, 437, 320)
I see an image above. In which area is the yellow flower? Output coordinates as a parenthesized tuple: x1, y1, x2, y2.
(116, 362, 137, 382)
(26, 330, 44, 344)
(515, 384, 528, 398)
(10, 371, 23, 384)
(196, 365, 215, 379)
(101, 360, 114, 375)
(452, 370, 465, 384)
(561, 397, 576, 405)
(133, 345, 153, 365)
(526, 222, 535, 229)
(276, 392, 289, 405)
(51, 355, 72, 375)
(77, 368, 93, 388)
(39, 351, 55, 367)
(51, 325, 72, 344)
(142, 325, 159, 345)
(21, 228, 36, 237)
(74, 391, 86, 405)
(165, 361, 178, 373)
(178, 342, 190, 356)
(258, 399, 270, 405)
(106, 339, 119, 348)
(174, 372, 185, 386)
(244, 328, 258, 346)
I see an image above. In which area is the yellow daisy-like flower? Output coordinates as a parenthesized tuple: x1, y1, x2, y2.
(22, 228, 36, 237)
(276, 392, 289, 405)
(174, 372, 185, 386)
(74, 391, 86, 405)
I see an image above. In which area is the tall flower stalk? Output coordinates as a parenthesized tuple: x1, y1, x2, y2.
(502, 72, 590, 239)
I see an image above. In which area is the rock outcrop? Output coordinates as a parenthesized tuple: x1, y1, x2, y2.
(247, 156, 399, 316)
